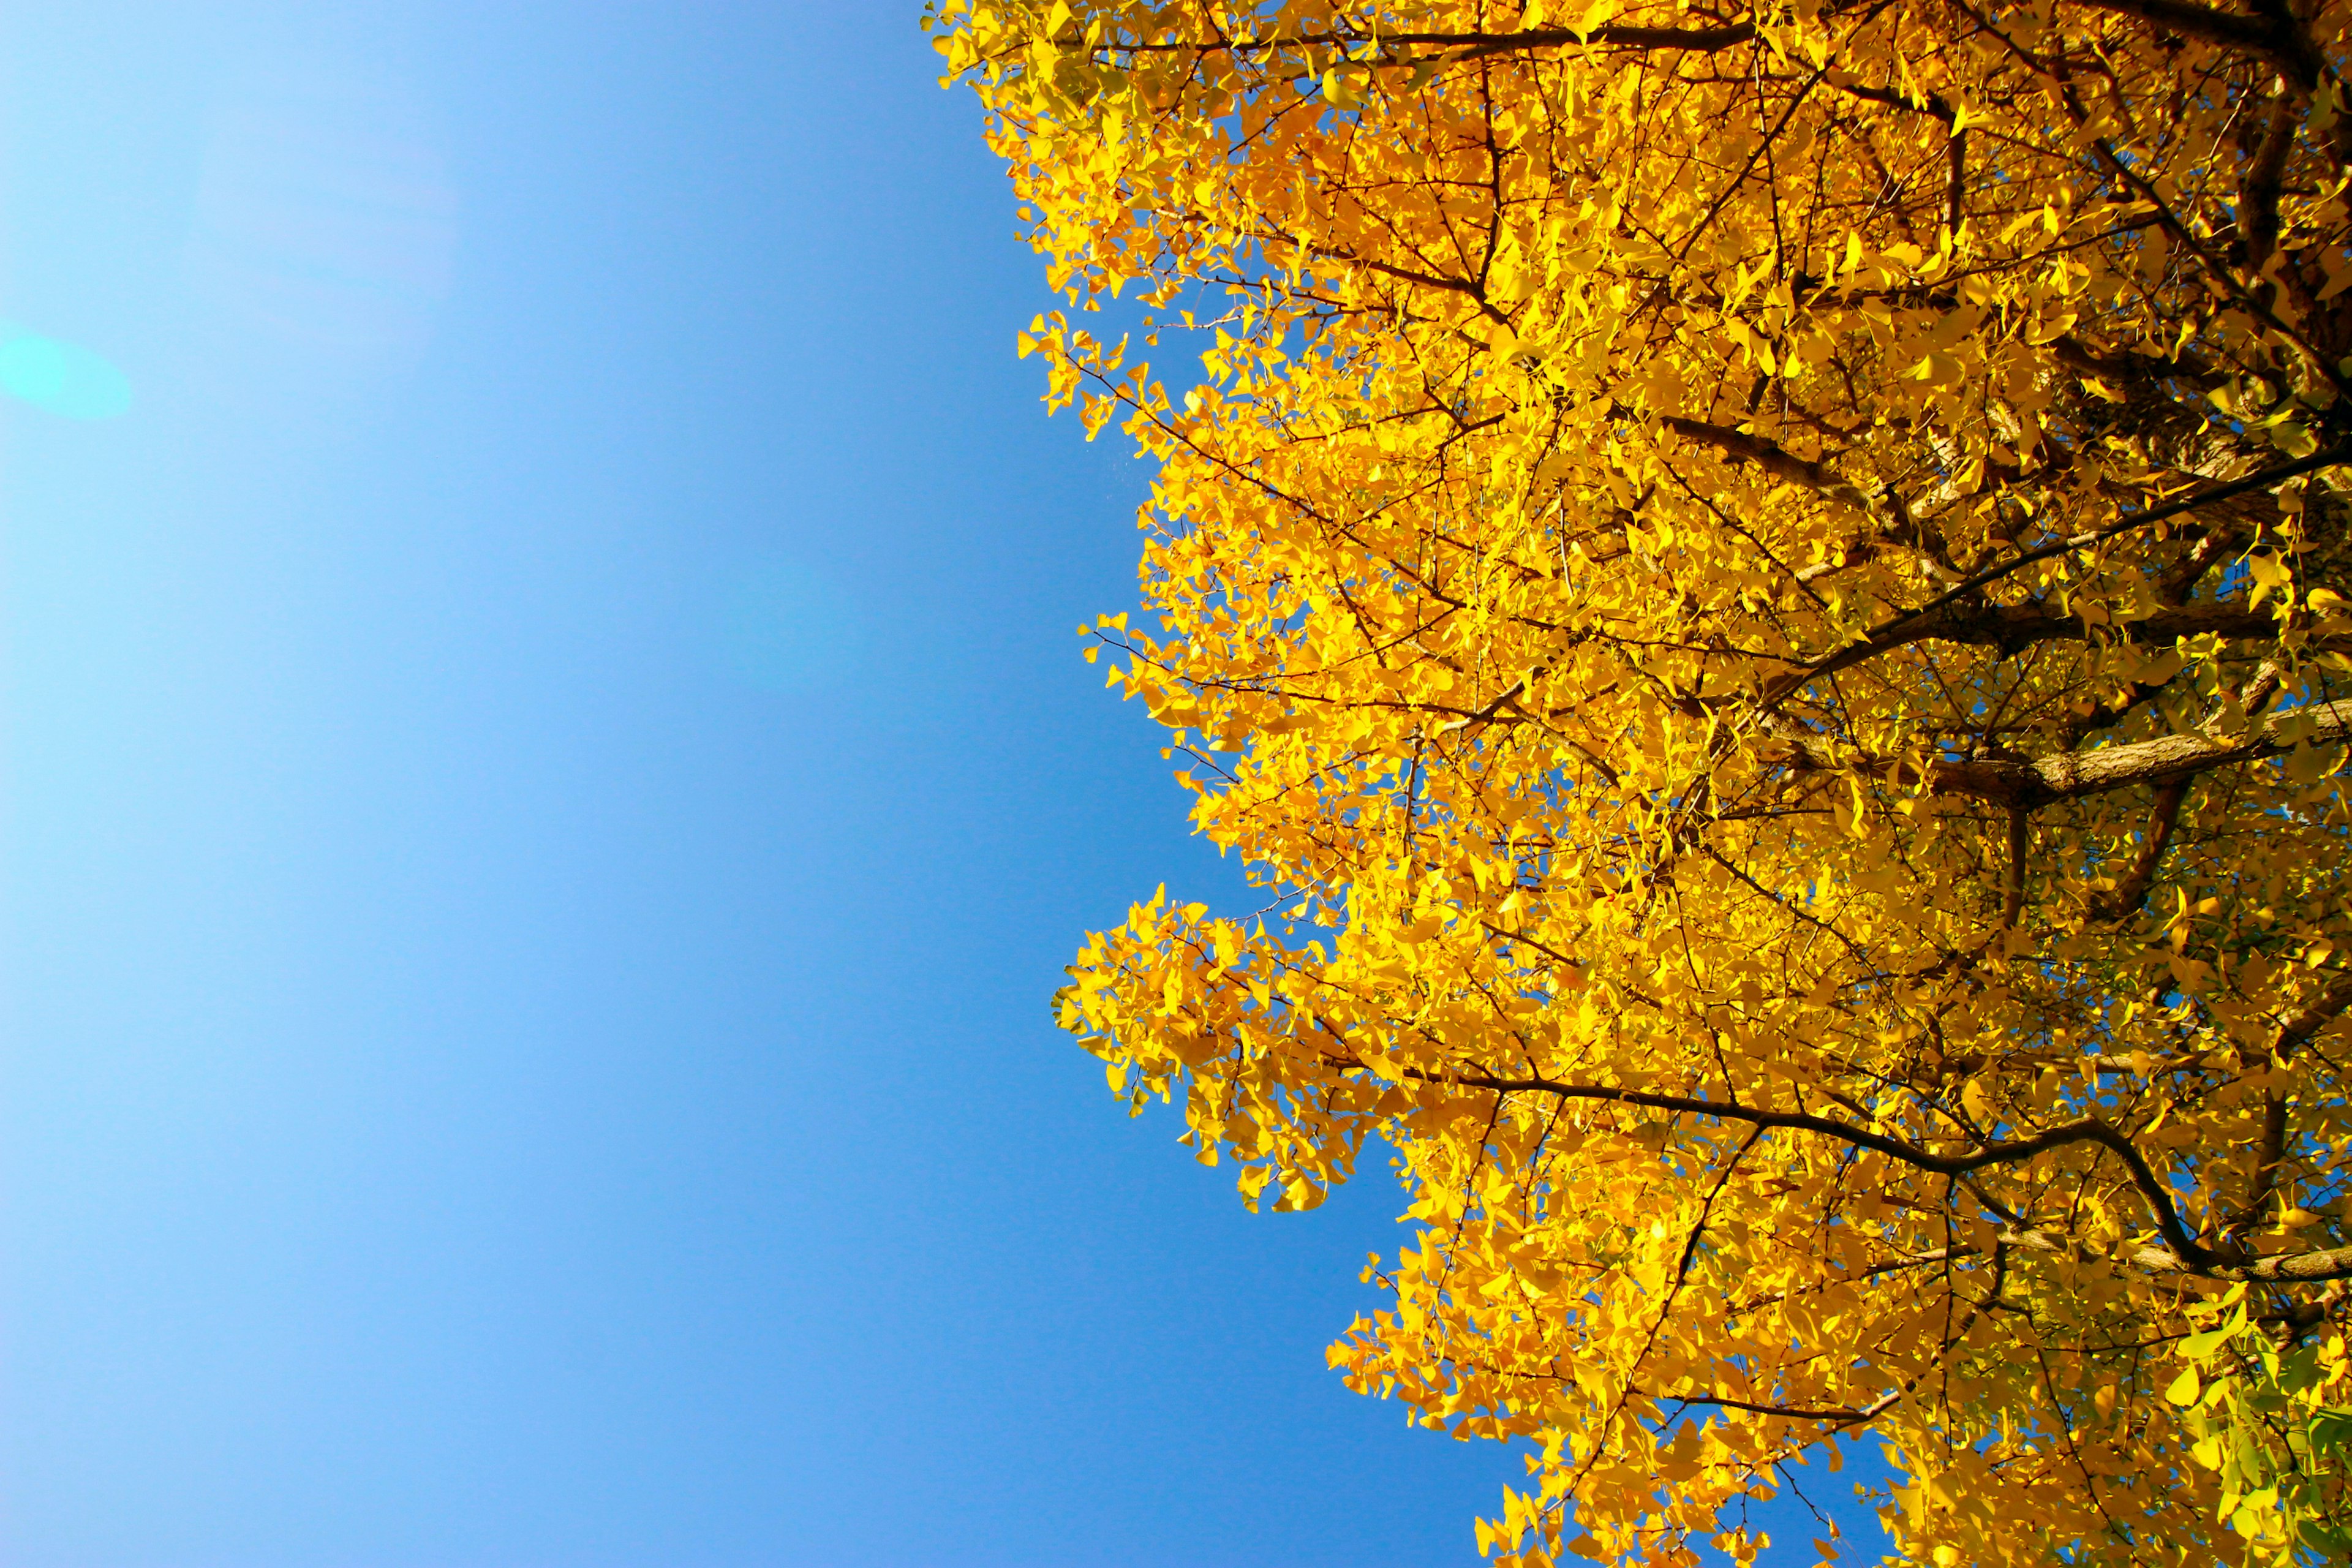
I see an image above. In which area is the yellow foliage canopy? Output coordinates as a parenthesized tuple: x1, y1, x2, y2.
(935, 0, 2352, 1561)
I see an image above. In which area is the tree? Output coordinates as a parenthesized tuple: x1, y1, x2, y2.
(930, 1, 2352, 1561)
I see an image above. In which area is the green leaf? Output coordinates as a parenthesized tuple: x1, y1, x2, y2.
(2309, 1408, 2352, 1455)
(2182, 1326, 2233, 1359)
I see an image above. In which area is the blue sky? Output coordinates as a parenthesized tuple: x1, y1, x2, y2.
(0, 6, 1870, 1565)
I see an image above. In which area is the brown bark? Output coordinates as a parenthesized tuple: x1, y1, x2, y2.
(1925, 701, 2352, 805)
(2086, 777, 2189, 922)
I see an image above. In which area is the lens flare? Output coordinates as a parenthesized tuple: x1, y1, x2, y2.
(0, 325, 131, 420)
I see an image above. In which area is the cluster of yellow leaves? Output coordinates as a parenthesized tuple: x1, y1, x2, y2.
(934, 0, 2352, 1562)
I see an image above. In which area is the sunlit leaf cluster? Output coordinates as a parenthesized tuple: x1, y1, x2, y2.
(934, 0, 2352, 1561)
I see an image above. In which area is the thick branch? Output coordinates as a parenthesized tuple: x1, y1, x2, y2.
(2233, 1091, 2293, 1238)
(2157, 520, 2250, 603)
(2086, 777, 2189, 921)
(2274, 973, 2352, 1055)
(1924, 700, 2352, 805)
(2239, 1246, 2352, 1284)
(2241, 87, 2301, 274)
(2231, 973, 2352, 1231)
(2068, 0, 2325, 85)
(1946, 128, 1967, 237)
(1833, 600, 2281, 658)
(1760, 445, 2352, 705)
(2050, 335, 2226, 395)
(2002, 805, 2030, 927)
(1661, 416, 1882, 515)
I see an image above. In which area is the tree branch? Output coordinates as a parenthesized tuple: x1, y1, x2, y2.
(2230, 974, 2352, 1234)
(2003, 804, 2031, 928)
(1404, 1065, 2220, 1268)
(1406, 1063, 2352, 1282)
(1661, 415, 1883, 514)
(1760, 445, 2352, 706)
(1668, 1391, 1890, 1425)
(1923, 699, 2352, 806)
(2274, 973, 2352, 1055)
(2086, 777, 2189, 922)
(1096, 21, 1760, 64)
(2241, 86, 2301, 275)
(2068, 0, 2324, 85)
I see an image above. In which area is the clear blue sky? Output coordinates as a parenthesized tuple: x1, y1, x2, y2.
(0, 6, 1868, 1566)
